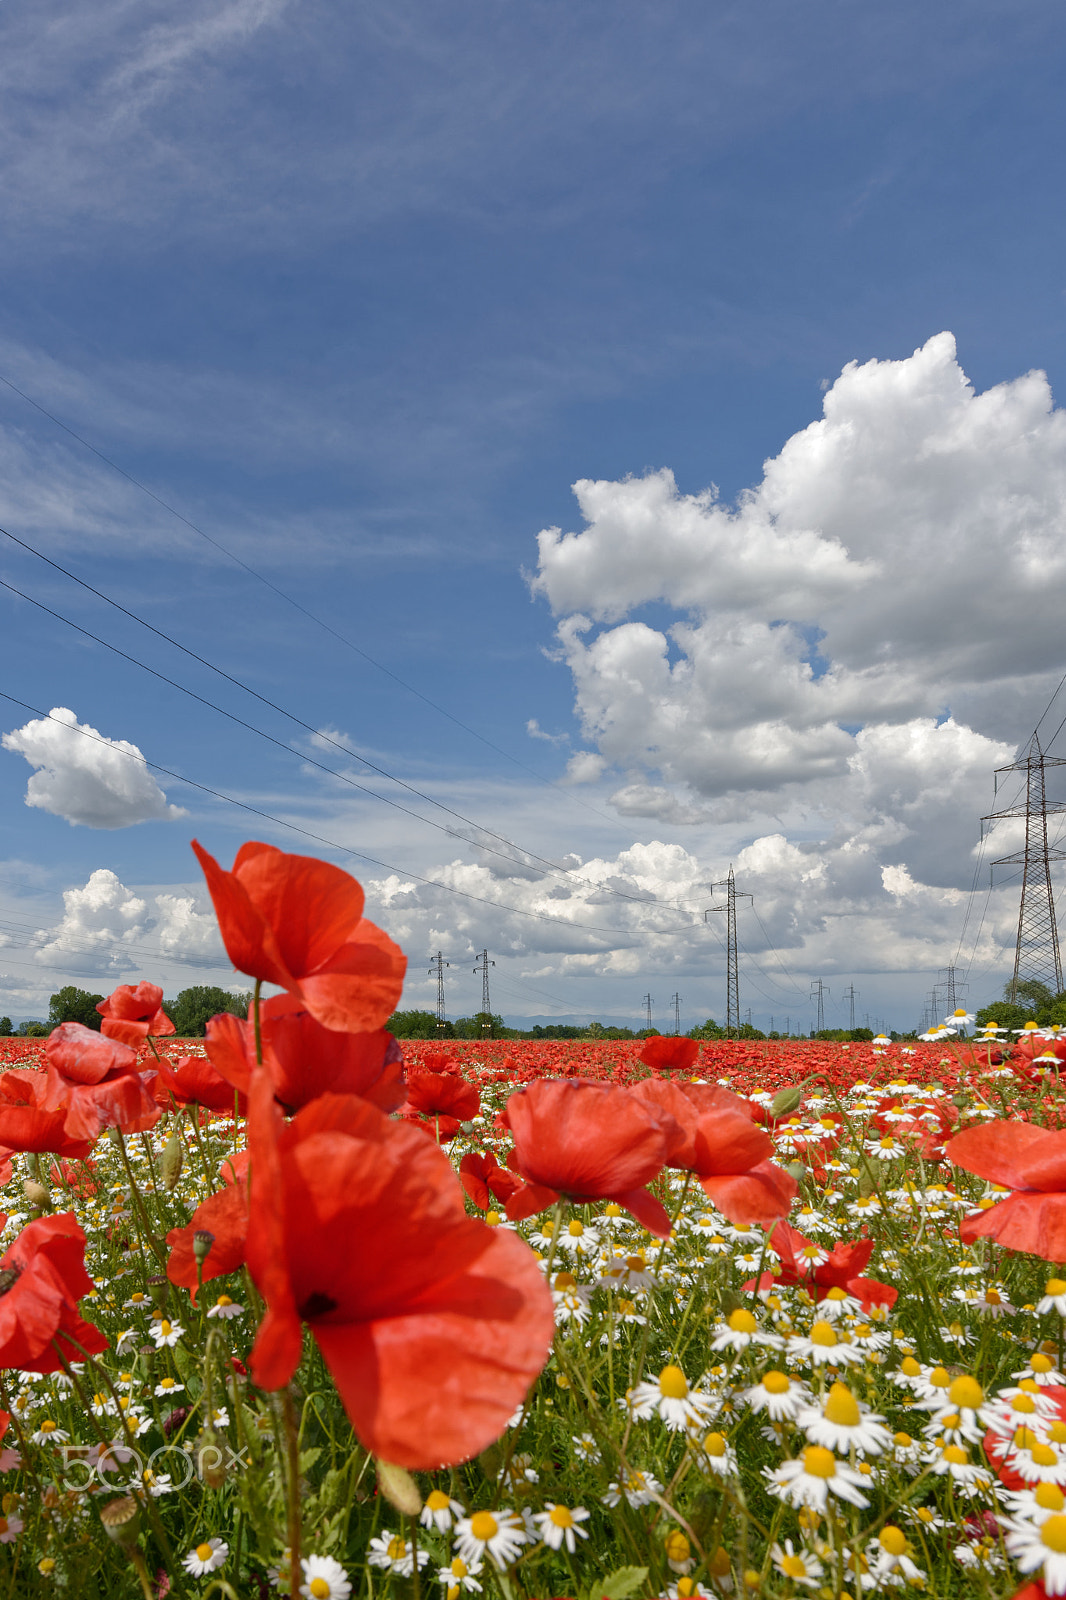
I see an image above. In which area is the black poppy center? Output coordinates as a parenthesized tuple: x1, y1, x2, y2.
(299, 1290, 339, 1321)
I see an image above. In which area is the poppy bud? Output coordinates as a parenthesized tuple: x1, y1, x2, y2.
(770, 1085, 803, 1117)
(162, 1405, 190, 1438)
(147, 1275, 169, 1308)
(22, 1180, 50, 1209)
(194, 1430, 227, 1489)
(99, 1495, 140, 1551)
(193, 1230, 215, 1265)
(858, 1166, 877, 1199)
(159, 1126, 184, 1190)
(459, 1121, 475, 1135)
(785, 1161, 806, 1183)
(376, 1458, 422, 1515)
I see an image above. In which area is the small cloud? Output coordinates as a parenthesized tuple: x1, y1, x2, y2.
(2, 708, 185, 829)
(609, 783, 709, 824)
(564, 751, 607, 785)
(526, 718, 569, 746)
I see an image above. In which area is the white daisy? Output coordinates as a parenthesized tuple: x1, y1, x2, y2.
(1004, 1511, 1066, 1593)
(453, 1510, 527, 1569)
(770, 1540, 823, 1587)
(182, 1538, 228, 1576)
(765, 1445, 870, 1510)
(300, 1554, 353, 1599)
(558, 1219, 600, 1256)
(421, 1490, 466, 1533)
(367, 1531, 430, 1576)
(437, 1556, 483, 1596)
(787, 1320, 864, 1367)
(746, 1370, 810, 1422)
(797, 1381, 892, 1457)
(710, 1307, 782, 1352)
(602, 1469, 663, 1507)
(1040, 1280, 1066, 1318)
(532, 1504, 590, 1553)
(627, 1366, 714, 1431)
(29, 1421, 69, 1446)
(149, 1319, 185, 1349)
(154, 1377, 185, 1399)
(207, 1294, 245, 1319)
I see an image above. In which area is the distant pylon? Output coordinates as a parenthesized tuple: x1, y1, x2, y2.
(984, 732, 1066, 999)
(642, 992, 653, 1029)
(428, 951, 451, 1034)
(705, 866, 753, 1032)
(842, 983, 857, 1031)
(473, 949, 495, 1033)
(670, 992, 681, 1034)
(810, 978, 828, 1033)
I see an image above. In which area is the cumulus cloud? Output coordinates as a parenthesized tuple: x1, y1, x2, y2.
(531, 334, 1066, 893)
(30, 869, 222, 973)
(2, 707, 185, 828)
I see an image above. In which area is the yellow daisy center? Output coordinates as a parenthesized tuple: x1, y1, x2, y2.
(810, 1321, 837, 1347)
(1036, 1484, 1066, 1511)
(824, 1382, 860, 1428)
(469, 1512, 498, 1542)
(879, 1527, 906, 1557)
(658, 1365, 688, 1399)
(1042, 1517, 1066, 1554)
(727, 1309, 758, 1335)
(426, 1490, 451, 1511)
(948, 1376, 983, 1409)
(781, 1555, 807, 1579)
(549, 1506, 574, 1528)
(801, 1446, 837, 1479)
(762, 1371, 790, 1395)
(310, 1583, 330, 1600)
(195, 1544, 213, 1562)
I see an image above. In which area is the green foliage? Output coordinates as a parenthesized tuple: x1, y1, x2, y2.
(596, 1568, 649, 1600)
(1013, 978, 1055, 1011)
(48, 985, 105, 1030)
(386, 1009, 453, 1038)
(164, 985, 251, 1037)
(0, 1018, 11, 1036)
(16, 1020, 48, 1036)
(452, 1012, 506, 1040)
(687, 1017, 726, 1039)
(976, 1000, 1032, 1031)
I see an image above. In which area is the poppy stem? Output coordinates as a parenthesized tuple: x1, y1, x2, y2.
(253, 980, 263, 1066)
(112, 1131, 168, 1271)
(280, 1383, 302, 1589)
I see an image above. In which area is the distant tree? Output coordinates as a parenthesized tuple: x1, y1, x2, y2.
(165, 987, 251, 1038)
(687, 1018, 726, 1040)
(0, 1018, 11, 1036)
(48, 986, 105, 1031)
(528, 1024, 586, 1039)
(386, 1009, 453, 1039)
(17, 1021, 49, 1037)
(976, 1000, 1034, 1032)
(1013, 979, 1055, 1013)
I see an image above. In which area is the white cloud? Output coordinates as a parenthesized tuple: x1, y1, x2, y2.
(531, 334, 1066, 883)
(30, 868, 222, 974)
(2, 707, 185, 828)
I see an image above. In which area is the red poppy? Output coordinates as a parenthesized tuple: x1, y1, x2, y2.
(192, 840, 406, 1033)
(459, 1152, 524, 1210)
(0, 1213, 108, 1372)
(244, 1077, 553, 1468)
(638, 1036, 700, 1073)
(404, 1072, 479, 1122)
(0, 1071, 96, 1159)
(96, 983, 175, 1046)
(166, 1166, 249, 1302)
(205, 999, 405, 1114)
(41, 1023, 161, 1141)
(154, 1053, 247, 1115)
(501, 1080, 673, 1236)
(629, 1078, 796, 1227)
(744, 1221, 897, 1308)
(946, 1121, 1066, 1260)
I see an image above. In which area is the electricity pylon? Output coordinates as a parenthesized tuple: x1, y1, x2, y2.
(642, 992, 653, 1029)
(670, 992, 681, 1035)
(428, 952, 451, 1035)
(984, 733, 1066, 1000)
(810, 978, 828, 1033)
(842, 983, 857, 1031)
(705, 867, 753, 1032)
(473, 949, 495, 1034)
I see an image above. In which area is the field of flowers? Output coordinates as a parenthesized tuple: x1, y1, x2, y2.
(0, 839, 1064, 1600)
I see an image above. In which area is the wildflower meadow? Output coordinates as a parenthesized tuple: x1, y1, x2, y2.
(0, 838, 1064, 1600)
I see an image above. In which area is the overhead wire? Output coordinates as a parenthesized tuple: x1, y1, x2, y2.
(0, 526, 724, 923)
(0, 368, 635, 837)
(0, 692, 704, 942)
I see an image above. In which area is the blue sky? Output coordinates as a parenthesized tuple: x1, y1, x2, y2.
(1, 0, 1065, 1031)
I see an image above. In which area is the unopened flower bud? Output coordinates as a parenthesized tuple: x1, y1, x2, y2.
(99, 1495, 140, 1551)
(770, 1085, 803, 1117)
(376, 1458, 422, 1515)
(193, 1230, 215, 1265)
(194, 1429, 227, 1489)
(159, 1126, 184, 1190)
(22, 1180, 49, 1209)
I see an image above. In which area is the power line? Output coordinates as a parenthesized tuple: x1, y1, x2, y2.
(0, 528, 725, 924)
(0, 691, 702, 943)
(0, 367, 634, 837)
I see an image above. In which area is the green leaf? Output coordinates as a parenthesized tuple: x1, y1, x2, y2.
(596, 1566, 649, 1600)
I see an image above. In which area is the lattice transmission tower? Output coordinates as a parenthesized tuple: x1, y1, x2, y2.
(705, 867, 753, 1032)
(984, 733, 1066, 1000)
(428, 951, 451, 1035)
(473, 949, 495, 1034)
